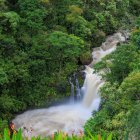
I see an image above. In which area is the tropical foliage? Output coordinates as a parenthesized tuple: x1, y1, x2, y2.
(0, 129, 113, 140)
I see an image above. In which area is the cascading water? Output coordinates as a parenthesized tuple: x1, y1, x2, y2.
(68, 77, 75, 104)
(13, 32, 127, 138)
(75, 77, 81, 101)
(82, 66, 102, 108)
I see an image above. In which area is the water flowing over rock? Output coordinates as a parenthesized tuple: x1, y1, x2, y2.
(82, 66, 102, 108)
(13, 32, 128, 138)
(75, 77, 81, 101)
(68, 77, 75, 104)
(89, 32, 128, 66)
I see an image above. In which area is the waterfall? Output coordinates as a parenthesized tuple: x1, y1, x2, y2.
(69, 77, 75, 104)
(76, 77, 81, 101)
(68, 73, 81, 103)
(13, 32, 127, 138)
(82, 66, 102, 107)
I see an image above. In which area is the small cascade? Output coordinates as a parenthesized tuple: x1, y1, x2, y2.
(68, 77, 75, 104)
(68, 73, 81, 103)
(75, 77, 81, 101)
(13, 32, 128, 138)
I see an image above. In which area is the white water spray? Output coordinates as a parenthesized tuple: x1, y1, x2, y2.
(13, 32, 127, 138)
